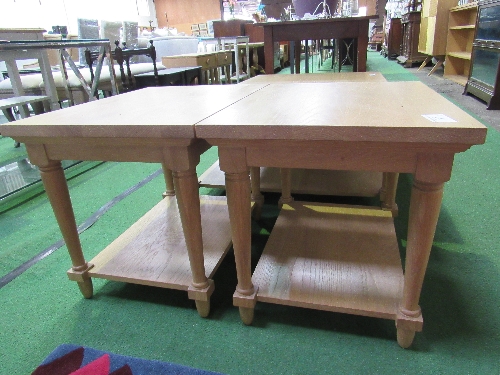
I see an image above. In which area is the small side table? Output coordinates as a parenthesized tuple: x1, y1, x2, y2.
(162, 52, 218, 85)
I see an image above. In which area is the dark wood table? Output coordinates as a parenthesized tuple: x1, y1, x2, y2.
(257, 16, 377, 74)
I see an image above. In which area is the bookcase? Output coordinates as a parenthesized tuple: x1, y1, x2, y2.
(443, 2, 478, 86)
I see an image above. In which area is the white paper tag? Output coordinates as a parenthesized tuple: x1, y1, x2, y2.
(422, 114, 457, 123)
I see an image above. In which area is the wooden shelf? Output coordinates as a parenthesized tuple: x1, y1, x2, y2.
(199, 160, 383, 197)
(449, 24, 476, 29)
(252, 201, 404, 319)
(444, 74, 469, 86)
(450, 2, 478, 12)
(88, 195, 232, 290)
(447, 51, 472, 59)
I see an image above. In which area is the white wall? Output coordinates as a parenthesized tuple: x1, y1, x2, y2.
(0, 0, 158, 35)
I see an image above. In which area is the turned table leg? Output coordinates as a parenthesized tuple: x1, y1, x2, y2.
(173, 167, 213, 317)
(250, 166, 264, 220)
(278, 168, 294, 207)
(161, 163, 175, 198)
(219, 147, 257, 324)
(380, 172, 399, 216)
(37, 159, 93, 298)
(396, 153, 455, 348)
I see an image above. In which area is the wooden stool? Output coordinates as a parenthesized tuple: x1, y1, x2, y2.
(0, 95, 51, 147)
(162, 52, 218, 85)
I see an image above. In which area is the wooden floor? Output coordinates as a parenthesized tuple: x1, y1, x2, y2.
(89, 195, 233, 290)
(252, 201, 404, 319)
(199, 160, 383, 197)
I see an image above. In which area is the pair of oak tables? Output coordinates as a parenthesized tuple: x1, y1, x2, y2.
(1, 73, 486, 348)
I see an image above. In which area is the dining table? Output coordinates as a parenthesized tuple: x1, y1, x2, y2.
(257, 16, 376, 74)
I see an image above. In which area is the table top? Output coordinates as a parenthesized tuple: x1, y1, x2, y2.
(195, 81, 487, 145)
(244, 72, 387, 83)
(0, 85, 266, 140)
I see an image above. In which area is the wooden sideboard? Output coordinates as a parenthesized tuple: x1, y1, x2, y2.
(385, 17, 403, 59)
(398, 11, 428, 67)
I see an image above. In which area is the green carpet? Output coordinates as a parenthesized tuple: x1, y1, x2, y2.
(1, 54, 499, 375)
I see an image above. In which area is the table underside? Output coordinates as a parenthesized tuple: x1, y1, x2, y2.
(199, 160, 383, 197)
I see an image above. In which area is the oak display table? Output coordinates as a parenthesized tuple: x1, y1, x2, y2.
(196, 81, 487, 347)
(0, 85, 265, 317)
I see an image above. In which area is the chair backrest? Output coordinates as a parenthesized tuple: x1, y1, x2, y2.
(77, 18, 99, 65)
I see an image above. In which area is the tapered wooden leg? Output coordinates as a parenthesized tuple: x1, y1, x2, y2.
(396, 178, 444, 348)
(224, 65, 231, 84)
(278, 168, 294, 207)
(161, 163, 175, 198)
(38, 160, 93, 298)
(219, 147, 257, 324)
(250, 167, 264, 220)
(417, 56, 431, 71)
(380, 172, 399, 216)
(173, 168, 213, 317)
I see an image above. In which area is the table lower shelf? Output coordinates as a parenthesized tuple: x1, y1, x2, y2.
(252, 201, 403, 319)
(199, 160, 383, 197)
(88, 195, 232, 290)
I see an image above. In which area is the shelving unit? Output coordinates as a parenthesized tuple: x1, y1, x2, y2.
(444, 2, 478, 86)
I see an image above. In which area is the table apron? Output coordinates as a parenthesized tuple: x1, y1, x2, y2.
(246, 145, 418, 173)
(267, 23, 363, 42)
(22, 138, 210, 166)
